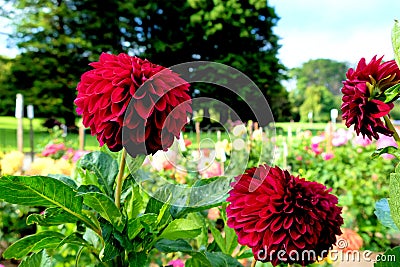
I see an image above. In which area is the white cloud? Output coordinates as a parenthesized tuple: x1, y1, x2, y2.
(271, 0, 400, 68)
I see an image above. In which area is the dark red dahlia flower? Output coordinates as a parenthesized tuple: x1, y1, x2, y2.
(341, 56, 400, 140)
(226, 165, 343, 266)
(75, 53, 192, 156)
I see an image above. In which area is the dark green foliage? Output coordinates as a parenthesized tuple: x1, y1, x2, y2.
(0, 0, 291, 124)
(289, 58, 349, 121)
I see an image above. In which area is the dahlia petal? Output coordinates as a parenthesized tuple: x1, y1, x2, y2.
(75, 53, 192, 155)
(369, 100, 393, 118)
(289, 229, 301, 240)
(296, 222, 307, 234)
(134, 96, 155, 119)
(283, 216, 293, 229)
(271, 231, 286, 245)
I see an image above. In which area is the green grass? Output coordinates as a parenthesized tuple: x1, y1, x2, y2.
(0, 116, 99, 152)
(0, 116, 46, 131)
(0, 115, 346, 153)
(274, 121, 346, 134)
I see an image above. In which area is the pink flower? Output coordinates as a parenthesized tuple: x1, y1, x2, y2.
(376, 134, 398, 159)
(167, 259, 184, 267)
(352, 134, 372, 147)
(42, 143, 67, 157)
(332, 129, 348, 147)
(295, 155, 303, 161)
(150, 150, 177, 171)
(72, 150, 90, 162)
(322, 152, 334, 161)
(311, 143, 323, 155)
(199, 161, 222, 178)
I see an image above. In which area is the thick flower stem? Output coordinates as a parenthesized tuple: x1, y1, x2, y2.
(383, 115, 400, 144)
(115, 148, 127, 209)
(250, 259, 257, 267)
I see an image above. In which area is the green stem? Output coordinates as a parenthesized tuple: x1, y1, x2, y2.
(384, 115, 400, 144)
(115, 148, 127, 209)
(250, 258, 257, 267)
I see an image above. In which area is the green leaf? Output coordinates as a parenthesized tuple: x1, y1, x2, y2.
(186, 252, 212, 267)
(204, 252, 242, 267)
(389, 170, 400, 230)
(138, 213, 158, 233)
(127, 213, 158, 240)
(209, 222, 225, 253)
(0, 175, 100, 233)
(383, 83, 400, 103)
(100, 241, 121, 262)
(100, 223, 123, 262)
(145, 186, 171, 215)
(48, 174, 78, 189)
(158, 218, 202, 240)
(372, 146, 400, 159)
(236, 249, 254, 259)
(19, 249, 53, 267)
(375, 198, 400, 231)
(154, 238, 193, 253)
(374, 246, 400, 266)
(188, 212, 209, 248)
(125, 185, 143, 220)
(3, 231, 65, 259)
(81, 192, 125, 233)
(126, 153, 146, 174)
(222, 225, 238, 256)
(0, 175, 81, 209)
(78, 151, 118, 197)
(128, 251, 148, 267)
(83, 228, 102, 251)
(57, 233, 92, 248)
(127, 218, 142, 240)
(392, 19, 400, 69)
(170, 176, 231, 218)
(26, 207, 78, 226)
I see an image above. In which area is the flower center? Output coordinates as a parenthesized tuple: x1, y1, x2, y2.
(367, 74, 399, 100)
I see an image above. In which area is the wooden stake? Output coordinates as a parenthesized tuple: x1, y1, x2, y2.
(195, 121, 201, 149)
(15, 94, 24, 153)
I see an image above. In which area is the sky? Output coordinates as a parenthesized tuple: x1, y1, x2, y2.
(269, 0, 400, 69)
(1, 1, 400, 69)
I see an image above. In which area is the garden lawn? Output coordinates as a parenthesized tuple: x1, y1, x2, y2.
(0, 116, 99, 152)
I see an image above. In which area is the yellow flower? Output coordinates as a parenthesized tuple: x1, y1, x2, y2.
(0, 151, 24, 175)
(25, 157, 72, 176)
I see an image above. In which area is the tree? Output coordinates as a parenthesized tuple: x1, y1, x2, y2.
(1, 0, 135, 127)
(289, 59, 349, 121)
(1, 0, 290, 125)
(0, 56, 14, 115)
(113, 0, 291, 123)
(299, 85, 336, 122)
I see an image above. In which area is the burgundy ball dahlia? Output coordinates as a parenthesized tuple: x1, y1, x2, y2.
(75, 53, 192, 155)
(226, 165, 343, 266)
(341, 55, 400, 140)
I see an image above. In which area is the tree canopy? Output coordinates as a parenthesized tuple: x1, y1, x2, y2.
(289, 58, 349, 121)
(0, 0, 291, 126)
